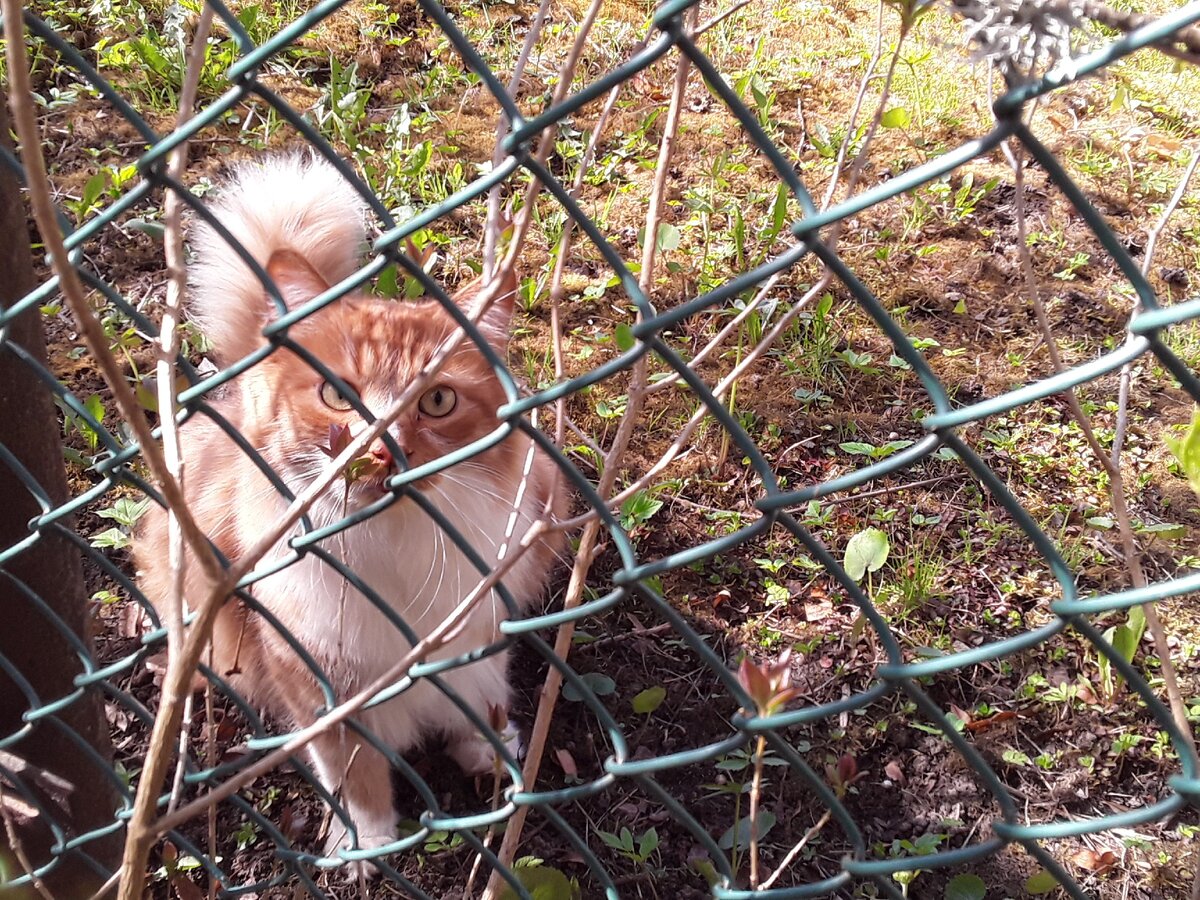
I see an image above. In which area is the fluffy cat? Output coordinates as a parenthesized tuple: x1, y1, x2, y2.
(135, 153, 566, 871)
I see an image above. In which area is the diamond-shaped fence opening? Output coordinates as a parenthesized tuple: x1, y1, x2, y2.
(2, 0, 1200, 898)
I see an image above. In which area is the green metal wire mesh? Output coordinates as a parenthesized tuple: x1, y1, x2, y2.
(2, 1, 1200, 897)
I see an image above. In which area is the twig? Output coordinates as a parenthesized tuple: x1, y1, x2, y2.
(1, 0, 223, 589)
(494, 0, 609, 291)
(694, 0, 754, 38)
(1077, 0, 1200, 61)
(1110, 146, 1199, 736)
(0, 780, 56, 900)
(204, 653, 217, 900)
(483, 9, 698, 893)
(84, 872, 119, 900)
(166, 691, 194, 815)
(1004, 134, 1194, 741)
(748, 733, 766, 886)
(460, 706, 509, 900)
(759, 808, 832, 890)
(583, 622, 673, 647)
(826, 475, 952, 505)
(161, 7, 212, 826)
(483, 0, 553, 280)
(544, 39, 638, 449)
(644, 269, 783, 396)
(3, 13, 237, 898)
(503, 0, 904, 540)
(822, 0, 906, 250)
(552, 276, 831, 532)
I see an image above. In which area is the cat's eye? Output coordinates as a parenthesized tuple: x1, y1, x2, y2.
(418, 386, 457, 418)
(318, 380, 355, 412)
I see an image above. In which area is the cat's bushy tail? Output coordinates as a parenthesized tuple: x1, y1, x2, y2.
(188, 152, 367, 363)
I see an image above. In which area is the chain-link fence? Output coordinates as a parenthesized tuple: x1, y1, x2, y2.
(3, 0, 1200, 897)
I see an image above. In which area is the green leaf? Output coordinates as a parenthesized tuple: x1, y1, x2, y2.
(1001, 749, 1030, 766)
(1165, 407, 1200, 496)
(498, 863, 581, 900)
(404, 140, 433, 177)
(876, 439, 915, 458)
(126, 218, 166, 240)
(597, 829, 630, 852)
(90, 527, 131, 550)
(655, 222, 681, 253)
(844, 528, 889, 583)
(1110, 623, 1139, 665)
(770, 183, 788, 235)
(718, 810, 776, 850)
(84, 393, 106, 425)
(637, 827, 659, 859)
(562, 672, 616, 702)
(1025, 869, 1060, 894)
(81, 172, 108, 213)
(690, 855, 720, 888)
(619, 491, 663, 530)
(615, 323, 635, 352)
(1137, 521, 1187, 539)
(944, 874, 986, 900)
(881, 107, 911, 129)
(839, 441, 876, 456)
(97, 497, 151, 528)
(376, 264, 400, 298)
(631, 686, 666, 715)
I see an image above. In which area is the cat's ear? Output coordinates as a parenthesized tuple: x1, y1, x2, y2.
(454, 265, 516, 350)
(266, 249, 332, 311)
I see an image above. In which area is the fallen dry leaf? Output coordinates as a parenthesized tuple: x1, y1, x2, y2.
(884, 760, 904, 784)
(280, 803, 310, 842)
(555, 747, 578, 779)
(1146, 133, 1184, 159)
(803, 596, 833, 621)
(965, 710, 1020, 733)
(1071, 848, 1117, 874)
(1075, 680, 1098, 705)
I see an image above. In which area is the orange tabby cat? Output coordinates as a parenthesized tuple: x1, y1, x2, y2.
(135, 153, 565, 873)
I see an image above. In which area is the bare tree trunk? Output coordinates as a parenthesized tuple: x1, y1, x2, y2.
(0, 91, 122, 897)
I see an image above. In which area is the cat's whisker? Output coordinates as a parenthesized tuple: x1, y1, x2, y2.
(436, 472, 522, 511)
(412, 517, 441, 613)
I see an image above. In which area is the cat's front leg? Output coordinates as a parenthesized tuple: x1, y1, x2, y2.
(308, 726, 398, 878)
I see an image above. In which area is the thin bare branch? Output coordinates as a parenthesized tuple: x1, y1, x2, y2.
(485, 9, 698, 892)
(0, 780, 56, 900)
(484, 0, 553, 280)
(496, 0, 610, 284)
(1005, 134, 1194, 743)
(694, 0, 754, 38)
(160, 4, 212, 822)
(760, 808, 832, 890)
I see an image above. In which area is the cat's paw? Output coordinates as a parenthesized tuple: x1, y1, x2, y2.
(324, 826, 395, 881)
(447, 719, 523, 776)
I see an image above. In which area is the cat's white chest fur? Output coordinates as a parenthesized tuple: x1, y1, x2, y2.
(247, 472, 536, 750)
